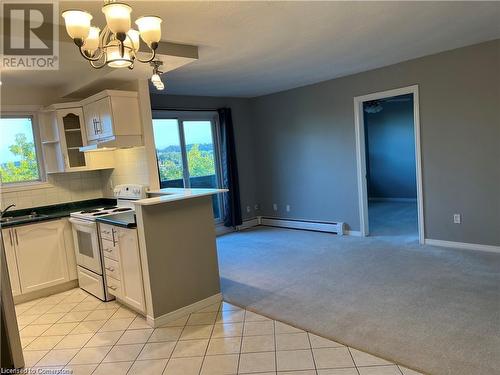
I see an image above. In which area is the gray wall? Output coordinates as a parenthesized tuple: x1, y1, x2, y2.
(149, 94, 258, 220)
(364, 98, 417, 199)
(251, 39, 500, 246)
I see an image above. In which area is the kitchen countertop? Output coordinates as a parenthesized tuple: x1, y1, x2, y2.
(134, 188, 228, 206)
(0, 198, 117, 228)
(96, 211, 137, 229)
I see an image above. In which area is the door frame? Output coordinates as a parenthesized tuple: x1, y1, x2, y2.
(353, 85, 424, 244)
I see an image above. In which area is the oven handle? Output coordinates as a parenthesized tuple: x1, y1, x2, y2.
(69, 217, 96, 227)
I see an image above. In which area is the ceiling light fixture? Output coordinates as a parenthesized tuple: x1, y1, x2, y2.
(62, 1, 162, 69)
(150, 60, 165, 91)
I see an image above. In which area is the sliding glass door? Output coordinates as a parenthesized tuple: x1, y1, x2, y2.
(152, 111, 223, 220)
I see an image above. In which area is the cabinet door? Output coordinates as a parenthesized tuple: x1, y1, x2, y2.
(116, 227, 145, 313)
(57, 108, 87, 169)
(83, 101, 99, 142)
(15, 220, 70, 294)
(2, 229, 22, 296)
(96, 97, 114, 140)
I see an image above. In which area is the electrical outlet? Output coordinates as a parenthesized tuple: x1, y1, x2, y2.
(254, 204, 259, 211)
(273, 203, 278, 211)
(286, 204, 291, 212)
(246, 206, 251, 213)
(453, 214, 461, 224)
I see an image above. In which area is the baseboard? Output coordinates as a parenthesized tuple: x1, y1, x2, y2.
(146, 293, 222, 328)
(369, 197, 417, 202)
(216, 217, 261, 236)
(237, 217, 261, 231)
(13, 280, 79, 305)
(260, 217, 345, 235)
(424, 239, 500, 253)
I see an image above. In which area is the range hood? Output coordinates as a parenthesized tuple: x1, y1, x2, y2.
(80, 135, 143, 152)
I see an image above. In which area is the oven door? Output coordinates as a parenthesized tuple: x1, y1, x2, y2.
(69, 218, 102, 275)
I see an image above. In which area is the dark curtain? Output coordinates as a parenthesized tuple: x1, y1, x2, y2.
(218, 108, 242, 227)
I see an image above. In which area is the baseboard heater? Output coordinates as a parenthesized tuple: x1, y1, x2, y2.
(260, 217, 345, 235)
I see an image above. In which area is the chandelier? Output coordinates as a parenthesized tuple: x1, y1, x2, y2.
(62, 1, 162, 69)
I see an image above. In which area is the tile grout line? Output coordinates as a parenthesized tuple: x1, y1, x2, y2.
(235, 303, 247, 374)
(347, 346, 361, 375)
(305, 332, 318, 375)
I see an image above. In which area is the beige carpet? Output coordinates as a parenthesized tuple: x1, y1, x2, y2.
(216, 226, 500, 375)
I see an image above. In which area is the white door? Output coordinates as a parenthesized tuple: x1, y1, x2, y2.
(2, 229, 22, 296)
(69, 218, 102, 274)
(14, 221, 70, 294)
(117, 227, 145, 313)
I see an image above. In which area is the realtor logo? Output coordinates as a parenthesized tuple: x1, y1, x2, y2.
(1, 1, 59, 70)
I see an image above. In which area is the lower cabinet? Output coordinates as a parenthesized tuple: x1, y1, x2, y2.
(100, 224, 146, 313)
(2, 219, 77, 297)
(14, 220, 70, 294)
(2, 229, 22, 296)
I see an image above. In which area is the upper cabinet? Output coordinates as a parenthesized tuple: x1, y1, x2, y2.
(40, 103, 115, 173)
(81, 90, 142, 150)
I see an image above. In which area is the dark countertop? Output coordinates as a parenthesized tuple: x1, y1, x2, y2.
(96, 212, 137, 229)
(1, 198, 117, 228)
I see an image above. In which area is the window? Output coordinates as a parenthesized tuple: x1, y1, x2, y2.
(0, 115, 43, 185)
(152, 111, 223, 220)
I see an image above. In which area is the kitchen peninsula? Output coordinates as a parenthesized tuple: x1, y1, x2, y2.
(131, 188, 226, 327)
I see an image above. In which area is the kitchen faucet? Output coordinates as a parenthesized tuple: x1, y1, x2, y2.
(0, 204, 16, 218)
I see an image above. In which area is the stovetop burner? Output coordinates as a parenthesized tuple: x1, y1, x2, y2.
(80, 209, 101, 214)
(112, 207, 132, 212)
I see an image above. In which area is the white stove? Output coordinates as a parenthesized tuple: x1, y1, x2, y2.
(69, 184, 148, 301)
(70, 184, 148, 221)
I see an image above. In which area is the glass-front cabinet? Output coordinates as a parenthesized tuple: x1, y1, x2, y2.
(57, 108, 87, 169)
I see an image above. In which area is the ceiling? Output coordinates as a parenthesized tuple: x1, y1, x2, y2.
(2, 1, 500, 99)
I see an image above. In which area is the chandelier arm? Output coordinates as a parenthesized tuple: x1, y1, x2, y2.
(78, 46, 103, 62)
(134, 48, 157, 63)
(90, 58, 108, 69)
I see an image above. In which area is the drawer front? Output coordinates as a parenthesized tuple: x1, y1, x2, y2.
(103, 257, 120, 280)
(101, 238, 119, 261)
(107, 275, 122, 297)
(99, 224, 115, 241)
(77, 266, 105, 301)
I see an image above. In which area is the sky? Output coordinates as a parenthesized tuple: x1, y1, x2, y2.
(0, 117, 34, 163)
(152, 119, 214, 149)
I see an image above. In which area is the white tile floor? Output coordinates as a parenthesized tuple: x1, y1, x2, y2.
(15, 288, 424, 375)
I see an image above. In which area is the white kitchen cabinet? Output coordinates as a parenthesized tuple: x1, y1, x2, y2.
(81, 90, 142, 149)
(40, 104, 114, 173)
(100, 224, 145, 313)
(14, 220, 70, 294)
(2, 229, 22, 297)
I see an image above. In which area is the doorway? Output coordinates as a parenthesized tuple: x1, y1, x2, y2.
(354, 85, 424, 243)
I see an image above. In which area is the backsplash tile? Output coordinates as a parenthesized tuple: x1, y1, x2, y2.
(101, 147, 150, 197)
(1, 171, 105, 210)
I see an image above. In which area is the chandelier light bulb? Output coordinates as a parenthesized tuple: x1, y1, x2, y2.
(151, 73, 161, 84)
(83, 26, 100, 54)
(62, 10, 93, 41)
(135, 16, 162, 46)
(102, 2, 132, 34)
(106, 40, 133, 68)
(154, 81, 165, 90)
(125, 29, 140, 51)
